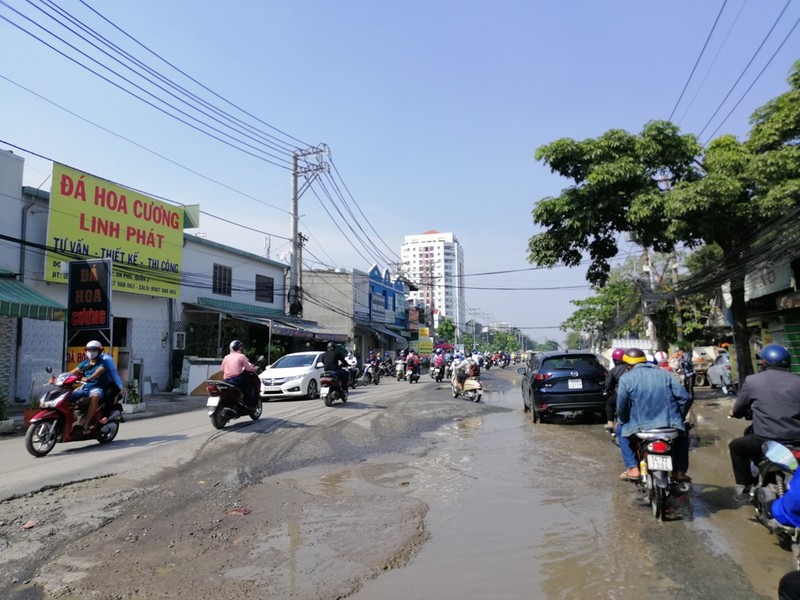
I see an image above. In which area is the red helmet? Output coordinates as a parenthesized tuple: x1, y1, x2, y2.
(611, 348, 625, 362)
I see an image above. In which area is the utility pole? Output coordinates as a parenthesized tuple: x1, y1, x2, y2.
(670, 251, 685, 342)
(289, 145, 329, 317)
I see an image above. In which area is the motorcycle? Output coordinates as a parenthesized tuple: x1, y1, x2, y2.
(430, 364, 444, 382)
(444, 360, 454, 380)
(750, 440, 800, 569)
(628, 427, 691, 520)
(396, 360, 406, 381)
(25, 369, 123, 457)
(320, 371, 348, 406)
(379, 361, 394, 379)
(406, 364, 420, 384)
(346, 364, 360, 388)
(484, 358, 491, 371)
(363, 362, 381, 385)
(450, 373, 483, 402)
(206, 372, 263, 429)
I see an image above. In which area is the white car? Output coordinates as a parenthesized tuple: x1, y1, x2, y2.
(259, 351, 324, 400)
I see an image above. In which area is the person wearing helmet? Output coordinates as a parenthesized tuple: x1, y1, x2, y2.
(221, 340, 258, 406)
(616, 348, 693, 482)
(676, 347, 696, 400)
(729, 344, 800, 500)
(603, 348, 627, 434)
(68, 340, 115, 432)
(323, 342, 349, 397)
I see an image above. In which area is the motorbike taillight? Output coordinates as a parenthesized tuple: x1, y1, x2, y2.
(206, 383, 219, 394)
(647, 440, 671, 454)
(792, 449, 800, 460)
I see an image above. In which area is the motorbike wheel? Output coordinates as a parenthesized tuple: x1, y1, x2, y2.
(324, 394, 334, 407)
(96, 421, 119, 444)
(374, 374, 380, 385)
(451, 385, 459, 398)
(210, 408, 227, 430)
(25, 419, 59, 457)
(651, 479, 666, 519)
(250, 399, 263, 421)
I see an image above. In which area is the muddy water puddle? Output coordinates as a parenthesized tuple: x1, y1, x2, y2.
(243, 386, 781, 599)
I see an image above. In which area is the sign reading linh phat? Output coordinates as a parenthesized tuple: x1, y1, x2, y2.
(45, 163, 184, 298)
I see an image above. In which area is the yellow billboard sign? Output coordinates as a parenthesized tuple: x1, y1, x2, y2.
(45, 164, 184, 298)
(419, 327, 430, 337)
(418, 336, 433, 356)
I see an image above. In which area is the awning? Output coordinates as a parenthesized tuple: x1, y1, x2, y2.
(371, 324, 407, 343)
(182, 301, 348, 342)
(355, 320, 407, 345)
(0, 273, 65, 320)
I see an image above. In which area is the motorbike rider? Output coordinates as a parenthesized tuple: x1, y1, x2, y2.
(406, 349, 421, 377)
(677, 347, 696, 401)
(69, 340, 114, 433)
(454, 354, 479, 392)
(616, 348, 693, 482)
(603, 348, 627, 434)
(728, 344, 800, 500)
(323, 342, 349, 399)
(221, 340, 258, 406)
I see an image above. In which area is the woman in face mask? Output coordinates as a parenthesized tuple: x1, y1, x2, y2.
(69, 340, 112, 433)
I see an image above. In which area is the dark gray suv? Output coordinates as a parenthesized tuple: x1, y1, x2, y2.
(518, 351, 608, 423)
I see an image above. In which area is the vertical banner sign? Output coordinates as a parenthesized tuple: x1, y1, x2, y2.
(45, 163, 184, 298)
(68, 259, 111, 330)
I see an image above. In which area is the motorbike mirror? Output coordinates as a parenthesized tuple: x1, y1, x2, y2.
(45, 366, 53, 374)
(763, 440, 798, 472)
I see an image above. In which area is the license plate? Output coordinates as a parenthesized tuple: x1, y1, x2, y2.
(263, 386, 281, 392)
(321, 386, 329, 397)
(206, 397, 219, 408)
(568, 378, 583, 389)
(647, 454, 673, 471)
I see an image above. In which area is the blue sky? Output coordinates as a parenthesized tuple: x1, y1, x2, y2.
(2, 0, 799, 343)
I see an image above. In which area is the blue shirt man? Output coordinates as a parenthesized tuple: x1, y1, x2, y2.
(616, 348, 692, 482)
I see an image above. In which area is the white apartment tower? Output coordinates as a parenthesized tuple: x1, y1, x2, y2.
(401, 230, 465, 335)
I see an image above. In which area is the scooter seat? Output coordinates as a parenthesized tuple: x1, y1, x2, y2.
(634, 428, 681, 441)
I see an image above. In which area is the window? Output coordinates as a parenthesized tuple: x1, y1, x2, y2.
(213, 264, 232, 296)
(255, 274, 274, 303)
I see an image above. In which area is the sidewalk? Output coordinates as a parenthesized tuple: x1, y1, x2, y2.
(2, 392, 208, 435)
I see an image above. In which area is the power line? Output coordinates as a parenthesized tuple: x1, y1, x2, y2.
(697, 0, 794, 139)
(669, 0, 729, 121)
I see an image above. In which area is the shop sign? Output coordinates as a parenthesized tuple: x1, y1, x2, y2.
(745, 261, 792, 301)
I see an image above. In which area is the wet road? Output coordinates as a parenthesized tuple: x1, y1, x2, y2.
(337, 368, 788, 600)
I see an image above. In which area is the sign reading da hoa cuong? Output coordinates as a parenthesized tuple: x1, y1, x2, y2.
(45, 163, 184, 298)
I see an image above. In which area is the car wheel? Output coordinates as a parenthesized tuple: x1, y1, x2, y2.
(522, 390, 530, 412)
(306, 379, 319, 399)
(695, 373, 707, 387)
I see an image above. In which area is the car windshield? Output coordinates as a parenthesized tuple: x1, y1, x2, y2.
(271, 354, 316, 369)
(540, 355, 603, 371)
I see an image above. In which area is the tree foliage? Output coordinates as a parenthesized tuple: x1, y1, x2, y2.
(435, 318, 455, 343)
(528, 60, 800, 381)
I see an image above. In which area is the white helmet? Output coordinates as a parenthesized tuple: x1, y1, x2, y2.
(86, 340, 103, 351)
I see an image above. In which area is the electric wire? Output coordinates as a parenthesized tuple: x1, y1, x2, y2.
(27, 0, 297, 158)
(703, 11, 800, 142)
(75, 0, 310, 150)
(697, 0, 794, 140)
(0, 75, 291, 215)
(669, 0, 729, 122)
(0, 2, 292, 168)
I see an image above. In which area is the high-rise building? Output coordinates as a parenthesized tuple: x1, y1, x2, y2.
(400, 230, 465, 336)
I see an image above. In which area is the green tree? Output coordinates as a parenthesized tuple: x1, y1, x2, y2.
(564, 331, 582, 349)
(436, 318, 456, 343)
(535, 339, 560, 351)
(528, 60, 800, 381)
